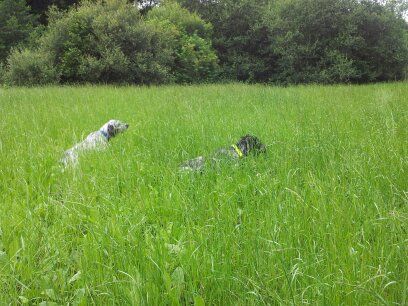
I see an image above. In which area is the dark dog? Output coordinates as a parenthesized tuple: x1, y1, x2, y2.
(180, 134, 266, 172)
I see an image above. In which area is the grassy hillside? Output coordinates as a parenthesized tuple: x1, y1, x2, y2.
(0, 83, 407, 304)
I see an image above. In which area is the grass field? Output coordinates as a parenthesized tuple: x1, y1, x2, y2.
(0, 83, 407, 305)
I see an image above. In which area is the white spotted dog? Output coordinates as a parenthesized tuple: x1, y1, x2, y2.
(61, 119, 129, 168)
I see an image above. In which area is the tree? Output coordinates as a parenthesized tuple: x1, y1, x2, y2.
(3, 0, 407, 85)
(265, 0, 408, 83)
(0, 0, 36, 63)
(352, 0, 408, 81)
(27, 0, 160, 23)
(179, 0, 273, 82)
(26, 0, 79, 24)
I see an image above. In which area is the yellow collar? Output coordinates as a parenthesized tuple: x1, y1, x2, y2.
(232, 144, 243, 158)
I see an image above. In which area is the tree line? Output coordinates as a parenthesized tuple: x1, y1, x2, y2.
(0, 0, 407, 85)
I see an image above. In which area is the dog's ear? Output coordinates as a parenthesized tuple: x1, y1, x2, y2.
(107, 124, 115, 137)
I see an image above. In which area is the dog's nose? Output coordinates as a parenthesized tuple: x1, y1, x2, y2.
(125, 124, 129, 128)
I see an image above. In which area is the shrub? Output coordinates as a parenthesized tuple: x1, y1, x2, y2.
(5, 0, 175, 85)
(3, 48, 59, 86)
(147, 1, 219, 83)
(351, 0, 408, 82)
(179, 0, 272, 82)
(180, 0, 408, 84)
(175, 34, 219, 83)
(148, 0, 213, 38)
(264, 0, 408, 84)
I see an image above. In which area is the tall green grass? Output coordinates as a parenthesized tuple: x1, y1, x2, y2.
(0, 83, 407, 304)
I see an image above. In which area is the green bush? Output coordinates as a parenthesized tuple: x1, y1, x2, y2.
(263, 0, 408, 84)
(3, 48, 59, 86)
(180, 0, 408, 84)
(5, 0, 175, 85)
(147, 1, 219, 83)
(148, 0, 213, 38)
(351, 0, 408, 82)
(175, 34, 219, 83)
(179, 0, 272, 82)
(3, 0, 406, 85)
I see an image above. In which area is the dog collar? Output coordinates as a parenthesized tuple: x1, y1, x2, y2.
(232, 144, 243, 158)
(100, 130, 110, 140)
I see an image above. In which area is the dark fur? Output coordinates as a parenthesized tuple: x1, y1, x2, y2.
(180, 134, 266, 172)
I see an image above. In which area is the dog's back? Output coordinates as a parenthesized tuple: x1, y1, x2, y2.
(179, 135, 266, 172)
(61, 119, 128, 169)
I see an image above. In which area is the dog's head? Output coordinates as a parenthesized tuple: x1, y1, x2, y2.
(236, 135, 266, 156)
(102, 119, 129, 139)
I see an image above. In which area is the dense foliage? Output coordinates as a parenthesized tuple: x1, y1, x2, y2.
(0, 0, 36, 63)
(181, 0, 408, 83)
(1, 0, 407, 85)
(27, 0, 80, 24)
(147, 1, 218, 82)
(3, 0, 217, 85)
(180, 0, 274, 82)
(265, 0, 408, 83)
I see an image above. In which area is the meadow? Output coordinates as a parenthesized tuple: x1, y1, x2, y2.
(0, 83, 407, 305)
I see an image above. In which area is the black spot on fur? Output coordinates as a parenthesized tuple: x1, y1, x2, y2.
(107, 124, 115, 137)
(236, 135, 266, 156)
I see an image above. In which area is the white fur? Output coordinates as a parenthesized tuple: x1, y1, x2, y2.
(61, 119, 128, 168)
